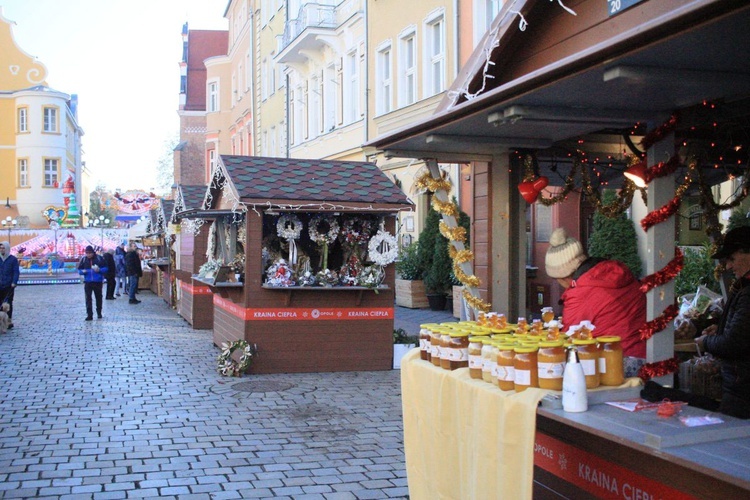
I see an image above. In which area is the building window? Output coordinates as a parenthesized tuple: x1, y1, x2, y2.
(269, 59, 276, 96)
(246, 51, 252, 91)
(425, 14, 446, 96)
(377, 44, 393, 115)
(17, 107, 28, 133)
(43, 158, 59, 187)
(18, 159, 28, 187)
(309, 76, 320, 138)
(323, 64, 337, 132)
(344, 50, 359, 124)
(261, 58, 268, 101)
(399, 31, 417, 106)
(208, 81, 219, 112)
(43, 106, 58, 133)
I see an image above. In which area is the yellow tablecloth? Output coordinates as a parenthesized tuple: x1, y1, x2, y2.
(401, 349, 548, 500)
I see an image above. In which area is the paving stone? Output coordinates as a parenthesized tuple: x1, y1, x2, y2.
(0, 285, 412, 499)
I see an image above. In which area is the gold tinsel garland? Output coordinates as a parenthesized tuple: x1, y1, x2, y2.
(452, 248, 473, 264)
(453, 264, 481, 288)
(431, 197, 459, 217)
(463, 288, 492, 312)
(439, 221, 467, 243)
(414, 171, 452, 194)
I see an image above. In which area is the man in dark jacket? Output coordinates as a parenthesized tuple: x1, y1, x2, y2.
(696, 226, 750, 419)
(78, 245, 108, 321)
(103, 249, 117, 300)
(0, 240, 20, 329)
(124, 242, 142, 304)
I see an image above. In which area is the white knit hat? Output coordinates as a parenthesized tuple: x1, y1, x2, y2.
(545, 228, 586, 278)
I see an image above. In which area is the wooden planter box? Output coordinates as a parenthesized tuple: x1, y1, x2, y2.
(395, 279, 429, 309)
(177, 278, 214, 330)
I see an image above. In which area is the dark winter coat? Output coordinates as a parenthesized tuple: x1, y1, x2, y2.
(560, 258, 647, 358)
(114, 246, 127, 278)
(0, 253, 20, 288)
(125, 250, 142, 277)
(77, 254, 108, 283)
(704, 275, 750, 419)
(103, 252, 117, 279)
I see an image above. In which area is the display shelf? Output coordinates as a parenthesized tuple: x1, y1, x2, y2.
(192, 276, 243, 288)
(261, 285, 389, 306)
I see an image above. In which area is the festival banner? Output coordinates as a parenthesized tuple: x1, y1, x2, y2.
(534, 432, 696, 499)
(213, 295, 393, 321)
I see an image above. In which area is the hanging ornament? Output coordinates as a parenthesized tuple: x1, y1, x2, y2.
(518, 176, 549, 204)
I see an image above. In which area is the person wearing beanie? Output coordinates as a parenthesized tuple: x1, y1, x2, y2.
(545, 227, 647, 362)
(695, 226, 750, 419)
(114, 241, 127, 296)
(77, 245, 108, 321)
(0, 240, 20, 329)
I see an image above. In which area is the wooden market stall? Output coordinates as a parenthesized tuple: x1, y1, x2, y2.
(365, 0, 750, 496)
(187, 155, 412, 374)
(143, 199, 174, 306)
(173, 184, 214, 329)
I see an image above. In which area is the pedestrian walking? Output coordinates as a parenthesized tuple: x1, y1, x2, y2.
(125, 242, 142, 304)
(114, 240, 127, 296)
(77, 245, 107, 321)
(103, 248, 117, 300)
(0, 240, 20, 329)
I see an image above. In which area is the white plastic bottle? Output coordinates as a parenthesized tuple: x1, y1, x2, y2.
(562, 348, 588, 412)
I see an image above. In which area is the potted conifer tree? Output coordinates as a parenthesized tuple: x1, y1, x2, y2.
(395, 241, 429, 308)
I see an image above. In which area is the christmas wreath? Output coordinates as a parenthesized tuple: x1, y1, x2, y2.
(367, 230, 399, 266)
(217, 340, 257, 376)
(276, 214, 303, 240)
(308, 215, 340, 245)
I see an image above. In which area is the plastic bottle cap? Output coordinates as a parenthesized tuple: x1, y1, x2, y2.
(598, 336, 621, 343)
(572, 338, 598, 345)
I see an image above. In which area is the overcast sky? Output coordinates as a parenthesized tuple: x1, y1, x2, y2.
(1, 0, 228, 192)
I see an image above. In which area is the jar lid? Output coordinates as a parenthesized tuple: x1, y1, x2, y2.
(420, 323, 440, 329)
(480, 337, 497, 344)
(497, 343, 517, 351)
(598, 336, 621, 343)
(525, 335, 544, 342)
(539, 340, 565, 348)
(449, 330, 470, 338)
(458, 321, 477, 326)
(513, 345, 539, 353)
(469, 329, 492, 336)
(491, 333, 512, 340)
(572, 338, 598, 345)
(468, 336, 485, 342)
(490, 327, 514, 334)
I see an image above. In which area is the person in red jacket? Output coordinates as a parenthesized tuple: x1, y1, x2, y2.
(545, 228, 647, 366)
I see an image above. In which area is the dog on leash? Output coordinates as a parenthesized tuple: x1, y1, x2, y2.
(0, 302, 9, 334)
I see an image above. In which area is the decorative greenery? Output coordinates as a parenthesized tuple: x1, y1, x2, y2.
(393, 328, 419, 345)
(198, 259, 221, 278)
(420, 207, 453, 295)
(587, 189, 643, 277)
(217, 340, 257, 376)
(727, 207, 750, 232)
(674, 243, 721, 298)
(395, 241, 424, 280)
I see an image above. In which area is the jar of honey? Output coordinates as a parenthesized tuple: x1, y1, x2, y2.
(489, 341, 501, 386)
(468, 336, 485, 379)
(447, 331, 470, 370)
(513, 345, 539, 392)
(572, 339, 600, 389)
(598, 336, 624, 386)
(496, 343, 516, 391)
(530, 319, 544, 334)
(481, 338, 496, 383)
(439, 331, 453, 370)
(419, 324, 437, 361)
(537, 340, 565, 390)
(516, 317, 528, 335)
(497, 313, 507, 328)
(541, 307, 555, 324)
(430, 328, 443, 367)
(546, 320, 561, 340)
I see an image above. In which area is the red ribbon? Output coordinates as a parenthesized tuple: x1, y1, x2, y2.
(639, 248, 684, 294)
(645, 155, 682, 183)
(638, 357, 680, 382)
(640, 194, 681, 232)
(639, 304, 680, 341)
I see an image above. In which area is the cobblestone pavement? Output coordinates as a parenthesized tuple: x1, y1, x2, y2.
(0, 285, 408, 499)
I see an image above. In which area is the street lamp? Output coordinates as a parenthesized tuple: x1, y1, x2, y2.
(95, 215, 110, 249)
(2, 216, 17, 246)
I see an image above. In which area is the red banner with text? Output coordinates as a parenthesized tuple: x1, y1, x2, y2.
(534, 432, 696, 499)
(213, 295, 393, 321)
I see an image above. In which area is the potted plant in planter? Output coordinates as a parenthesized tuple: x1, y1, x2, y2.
(393, 328, 419, 369)
(419, 207, 452, 311)
(395, 241, 429, 308)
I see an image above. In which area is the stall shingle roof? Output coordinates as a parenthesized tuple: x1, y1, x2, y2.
(179, 185, 208, 211)
(220, 155, 412, 206)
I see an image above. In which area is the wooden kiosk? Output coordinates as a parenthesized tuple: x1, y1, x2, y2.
(144, 199, 174, 306)
(188, 155, 412, 373)
(173, 184, 214, 329)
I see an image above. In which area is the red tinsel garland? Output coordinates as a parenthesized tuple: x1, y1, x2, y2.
(639, 247, 684, 294)
(639, 304, 680, 341)
(640, 194, 681, 232)
(638, 356, 680, 382)
(645, 155, 682, 183)
(640, 114, 679, 151)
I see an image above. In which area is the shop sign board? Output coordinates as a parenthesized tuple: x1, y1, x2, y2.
(535, 432, 695, 499)
(607, 0, 644, 17)
(214, 295, 393, 321)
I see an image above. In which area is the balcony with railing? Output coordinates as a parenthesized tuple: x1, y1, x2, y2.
(277, 1, 363, 65)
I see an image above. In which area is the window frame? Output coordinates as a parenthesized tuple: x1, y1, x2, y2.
(398, 28, 417, 107)
(424, 11, 446, 97)
(43, 106, 59, 133)
(17, 106, 28, 133)
(18, 158, 29, 187)
(207, 80, 220, 112)
(376, 42, 393, 116)
(43, 157, 60, 188)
